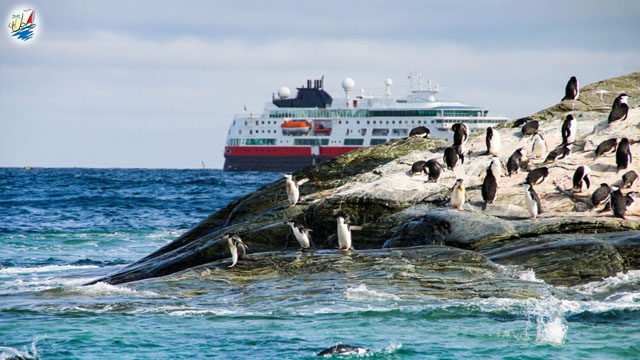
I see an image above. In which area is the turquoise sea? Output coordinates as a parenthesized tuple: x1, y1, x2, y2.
(1, 168, 639, 359)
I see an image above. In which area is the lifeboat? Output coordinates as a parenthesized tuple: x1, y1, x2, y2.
(281, 120, 310, 134)
(313, 122, 332, 134)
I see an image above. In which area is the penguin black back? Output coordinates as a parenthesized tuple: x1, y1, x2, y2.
(594, 138, 618, 158)
(481, 167, 498, 210)
(622, 170, 638, 188)
(562, 76, 579, 101)
(522, 120, 539, 136)
(608, 94, 630, 123)
(410, 160, 429, 175)
(526, 167, 549, 185)
(443, 147, 459, 170)
(507, 148, 525, 176)
(409, 126, 430, 138)
(616, 138, 632, 171)
(426, 159, 444, 182)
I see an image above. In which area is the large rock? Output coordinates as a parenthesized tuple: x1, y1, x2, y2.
(90, 72, 640, 286)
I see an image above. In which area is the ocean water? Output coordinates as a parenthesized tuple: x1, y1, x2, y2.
(1, 167, 639, 359)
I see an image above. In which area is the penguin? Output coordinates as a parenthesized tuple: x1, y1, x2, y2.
(622, 170, 638, 188)
(317, 345, 370, 357)
(489, 156, 504, 178)
(452, 123, 468, 148)
(283, 174, 309, 207)
(336, 216, 362, 250)
(608, 94, 630, 123)
(522, 120, 539, 136)
(543, 145, 571, 164)
(531, 132, 547, 159)
(507, 147, 526, 176)
(285, 222, 313, 250)
(609, 187, 629, 219)
(450, 178, 469, 211)
(561, 114, 577, 145)
(485, 126, 501, 156)
(409, 160, 429, 176)
(562, 76, 579, 102)
(409, 126, 430, 138)
(526, 167, 550, 185)
(513, 117, 532, 128)
(481, 168, 498, 210)
(443, 146, 460, 170)
(591, 183, 611, 209)
(572, 165, 591, 192)
(616, 138, 632, 172)
(523, 184, 543, 220)
(594, 138, 618, 158)
(224, 234, 248, 268)
(425, 159, 445, 182)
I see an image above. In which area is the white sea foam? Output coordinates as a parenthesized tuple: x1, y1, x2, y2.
(0, 264, 99, 275)
(0, 337, 42, 360)
(344, 284, 401, 302)
(535, 315, 568, 345)
(497, 264, 544, 283)
(571, 270, 640, 295)
(73, 282, 159, 297)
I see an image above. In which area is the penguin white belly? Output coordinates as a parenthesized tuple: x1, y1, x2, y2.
(490, 131, 501, 155)
(229, 247, 238, 268)
(524, 192, 538, 219)
(532, 139, 547, 159)
(286, 182, 299, 205)
(567, 122, 577, 143)
(451, 189, 465, 210)
(337, 224, 351, 249)
(297, 232, 310, 248)
(490, 160, 502, 178)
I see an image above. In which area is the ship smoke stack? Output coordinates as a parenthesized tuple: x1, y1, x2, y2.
(307, 80, 312, 88)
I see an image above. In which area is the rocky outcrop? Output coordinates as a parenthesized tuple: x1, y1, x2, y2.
(90, 72, 640, 287)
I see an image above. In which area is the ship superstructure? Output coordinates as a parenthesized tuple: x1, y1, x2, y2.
(223, 74, 509, 172)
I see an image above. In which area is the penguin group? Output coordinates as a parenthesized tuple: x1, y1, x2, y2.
(224, 75, 637, 268)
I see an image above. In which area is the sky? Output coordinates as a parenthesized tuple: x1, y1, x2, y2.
(1, 1, 639, 169)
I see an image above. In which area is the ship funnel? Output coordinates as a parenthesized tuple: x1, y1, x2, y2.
(307, 79, 312, 88)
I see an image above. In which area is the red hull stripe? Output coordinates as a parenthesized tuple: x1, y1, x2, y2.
(224, 146, 361, 157)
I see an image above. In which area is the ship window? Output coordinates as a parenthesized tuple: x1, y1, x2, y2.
(370, 139, 387, 145)
(392, 129, 408, 136)
(244, 121, 247, 126)
(249, 130, 253, 134)
(246, 138, 276, 145)
(372, 128, 389, 136)
(360, 128, 367, 136)
(392, 121, 395, 124)
(239, 130, 242, 134)
(294, 138, 329, 146)
(338, 121, 342, 124)
(386, 121, 389, 124)
(367, 121, 370, 124)
(357, 121, 360, 124)
(344, 138, 364, 146)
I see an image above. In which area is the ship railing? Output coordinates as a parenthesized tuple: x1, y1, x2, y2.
(233, 114, 266, 120)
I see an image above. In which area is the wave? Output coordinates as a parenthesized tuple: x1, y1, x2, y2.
(0, 264, 99, 275)
(0, 337, 42, 360)
(571, 270, 640, 296)
(344, 284, 401, 302)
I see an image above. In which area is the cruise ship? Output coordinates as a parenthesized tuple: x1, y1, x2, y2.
(223, 73, 509, 172)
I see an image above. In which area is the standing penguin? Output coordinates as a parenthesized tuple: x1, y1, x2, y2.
(507, 148, 527, 176)
(616, 138, 632, 172)
(591, 183, 611, 209)
(489, 156, 504, 178)
(594, 138, 618, 158)
(609, 187, 629, 219)
(425, 159, 445, 182)
(523, 184, 543, 220)
(531, 132, 547, 159)
(481, 168, 498, 210)
(450, 179, 469, 211)
(562, 76, 579, 109)
(336, 216, 363, 250)
(608, 94, 630, 124)
(452, 123, 468, 146)
(544, 145, 571, 164)
(283, 174, 309, 207)
(572, 165, 592, 192)
(622, 170, 638, 188)
(485, 127, 501, 156)
(225, 234, 248, 268)
(561, 114, 577, 145)
(285, 222, 313, 250)
(444, 146, 464, 170)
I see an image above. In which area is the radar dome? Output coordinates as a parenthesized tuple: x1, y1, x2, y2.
(278, 86, 291, 99)
(385, 78, 393, 86)
(341, 77, 355, 91)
